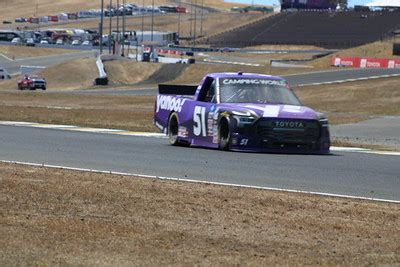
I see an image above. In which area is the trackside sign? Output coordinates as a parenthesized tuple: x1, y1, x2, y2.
(332, 57, 400, 69)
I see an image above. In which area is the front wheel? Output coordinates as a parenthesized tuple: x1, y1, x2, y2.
(218, 118, 231, 151)
(168, 113, 180, 146)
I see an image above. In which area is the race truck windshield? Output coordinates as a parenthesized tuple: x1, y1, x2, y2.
(219, 78, 302, 105)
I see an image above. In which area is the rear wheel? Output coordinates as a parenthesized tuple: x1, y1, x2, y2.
(168, 113, 180, 146)
(218, 118, 231, 151)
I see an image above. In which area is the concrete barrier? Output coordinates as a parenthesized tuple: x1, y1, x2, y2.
(94, 56, 108, 85)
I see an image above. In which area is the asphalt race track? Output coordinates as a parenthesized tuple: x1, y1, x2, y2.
(1, 125, 399, 202)
(0, 50, 96, 75)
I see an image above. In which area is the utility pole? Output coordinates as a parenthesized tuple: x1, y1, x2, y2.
(141, 0, 144, 43)
(108, 0, 113, 54)
(100, 0, 104, 54)
(116, 0, 119, 42)
(189, 0, 193, 41)
(193, 0, 197, 46)
(177, 0, 181, 40)
(122, 0, 125, 56)
(200, 0, 204, 36)
(151, 0, 154, 41)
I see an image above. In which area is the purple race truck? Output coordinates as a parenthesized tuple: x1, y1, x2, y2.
(154, 72, 330, 154)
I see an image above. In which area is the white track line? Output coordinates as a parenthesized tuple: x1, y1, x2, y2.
(1, 159, 399, 204)
(0, 53, 14, 61)
(203, 58, 262, 67)
(1, 120, 399, 155)
(298, 73, 400, 87)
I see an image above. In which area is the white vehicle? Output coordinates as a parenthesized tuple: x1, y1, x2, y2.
(56, 39, 63, 45)
(40, 39, 49, 44)
(11, 37, 21, 44)
(82, 40, 91, 46)
(71, 40, 81, 45)
(26, 38, 35, 46)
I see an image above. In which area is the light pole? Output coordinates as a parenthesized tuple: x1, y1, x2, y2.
(116, 0, 119, 41)
(141, 0, 144, 43)
(108, 0, 112, 54)
(200, 0, 204, 36)
(122, 0, 126, 56)
(177, 0, 181, 40)
(100, 0, 104, 54)
(193, 0, 197, 46)
(151, 0, 154, 41)
(189, 0, 193, 40)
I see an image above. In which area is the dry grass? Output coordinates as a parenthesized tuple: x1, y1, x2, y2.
(294, 77, 400, 120)
(104, 61, 161, 85)
(1, 162, 399, 265)
(0, 93, 156, 131)
(311, 41, 400, 68)
(0, 45, 76, 59)
(204, 51, 323, 64)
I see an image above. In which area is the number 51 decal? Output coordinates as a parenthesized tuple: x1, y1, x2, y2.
(193, 106, 207, 137)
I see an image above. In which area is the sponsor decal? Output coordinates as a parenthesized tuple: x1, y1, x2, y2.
(222, 79, 286, 86)
(154, 121, 164, 131)
(178, 126, 188, 138)
(340, 60, 354, 67)
(207, 112, 214, 136)
(282, 105, 302, 113)
(366, 61, 381, 68)
(274, 121, 304, 128)
(156, 95, 186, 113)
(246, 105, 280, 118)
(239, 139, 248, 146)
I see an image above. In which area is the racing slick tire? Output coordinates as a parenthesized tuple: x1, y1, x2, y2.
(168, 112, 180, 146)
(218, 118, 231, 151)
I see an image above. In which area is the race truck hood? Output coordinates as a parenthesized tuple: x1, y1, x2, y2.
(218, 103, 319, 120)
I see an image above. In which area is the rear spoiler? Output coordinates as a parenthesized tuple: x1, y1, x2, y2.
(158, 84, 198, 96)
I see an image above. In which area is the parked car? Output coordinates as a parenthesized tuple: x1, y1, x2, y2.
(82, 40, 91, 46)
(17, 75, 46, 90)
(40, 39, 49, 44)
(71, 40, 81, 45)
(56, 39, 63, 45)
(11, 37, 21, 44)
(26, 38, 35, 47)
(15, 17, 26, 23)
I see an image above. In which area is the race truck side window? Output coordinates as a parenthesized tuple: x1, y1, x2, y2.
(198, 78, 216, 103)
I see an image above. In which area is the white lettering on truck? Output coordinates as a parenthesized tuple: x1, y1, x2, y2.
(156, 95, 186, 113)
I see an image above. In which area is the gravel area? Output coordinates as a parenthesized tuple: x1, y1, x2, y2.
(331, 116, 400, 149)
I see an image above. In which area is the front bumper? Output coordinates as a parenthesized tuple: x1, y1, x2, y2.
(229, 118, 331, 154)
